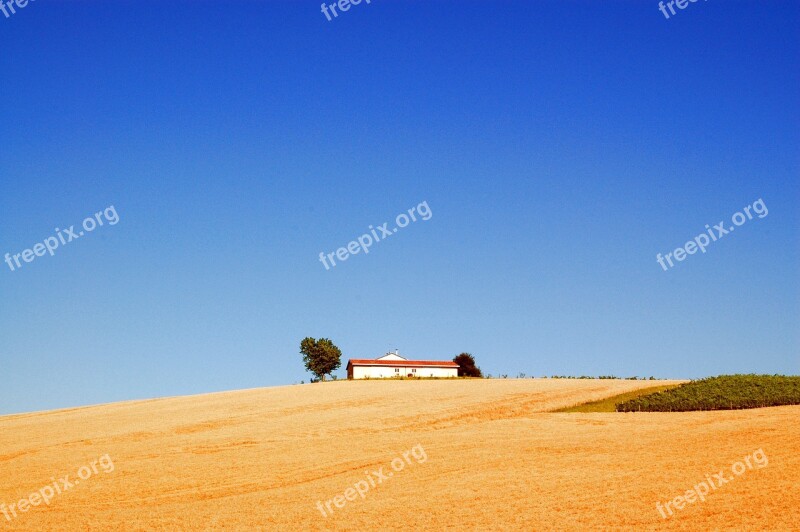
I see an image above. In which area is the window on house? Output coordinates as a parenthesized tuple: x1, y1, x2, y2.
(395, 368, 399, 373)
(412, 369, 416, 373)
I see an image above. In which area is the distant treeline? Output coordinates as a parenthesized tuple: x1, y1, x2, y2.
(546, 375, 657, 380)
(616, 374, 800, 412)
(483, 374, 659, 380)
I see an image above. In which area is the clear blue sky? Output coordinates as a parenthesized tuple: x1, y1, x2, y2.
(1, 1, 798, 415)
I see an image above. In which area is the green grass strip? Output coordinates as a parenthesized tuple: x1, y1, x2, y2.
(616, 374, 800, 412)
(554, 384, 681, 413)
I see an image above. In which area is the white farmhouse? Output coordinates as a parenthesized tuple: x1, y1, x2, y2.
(346, 351, 459, 379)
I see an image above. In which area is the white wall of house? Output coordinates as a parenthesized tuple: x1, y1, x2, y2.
(351, 365, 458, 379)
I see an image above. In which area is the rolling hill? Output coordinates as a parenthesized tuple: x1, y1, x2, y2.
(1, 379, 798, 530)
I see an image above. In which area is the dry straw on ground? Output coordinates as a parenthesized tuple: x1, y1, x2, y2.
(1, 379, 798, 530)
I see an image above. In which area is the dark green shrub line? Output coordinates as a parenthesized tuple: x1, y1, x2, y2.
(616, 374, 800, 412)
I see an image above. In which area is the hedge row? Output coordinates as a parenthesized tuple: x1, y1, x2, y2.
(616, 374, 800, 412)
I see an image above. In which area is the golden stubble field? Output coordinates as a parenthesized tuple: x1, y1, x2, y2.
(0, 379, 798, 531)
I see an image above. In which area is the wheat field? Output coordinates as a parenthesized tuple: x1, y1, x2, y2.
(1, 379, 798, 530)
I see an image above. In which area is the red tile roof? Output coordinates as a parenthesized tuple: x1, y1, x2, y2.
(347, 359, 459, 368)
